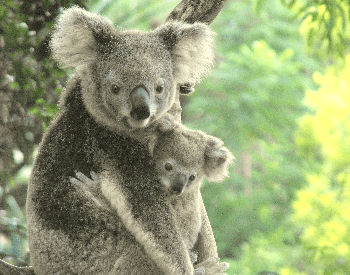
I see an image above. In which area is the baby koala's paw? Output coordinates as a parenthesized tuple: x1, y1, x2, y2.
(193, 257, 229, 275)
(155, 113, 176, 132)
(190, 252, 198, 265)
(70, 171, 103, 207)
(204, 136, 234, 183)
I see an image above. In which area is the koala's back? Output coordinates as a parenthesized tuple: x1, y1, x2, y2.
(26, 80, 164, 274)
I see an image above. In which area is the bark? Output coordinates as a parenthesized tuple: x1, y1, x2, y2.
(166, 0, 228, 25)
(1, 0, 228, 274)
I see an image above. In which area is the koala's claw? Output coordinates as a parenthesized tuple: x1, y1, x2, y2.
(70, 171, 103, 207)
(75, 171, 100, 186)
(180, 82, 195, 95)
(194, 267, 205, 275)
(190, 252, 198, 265)
(90, 171, 100, 183)
(193, 257, 229, 275)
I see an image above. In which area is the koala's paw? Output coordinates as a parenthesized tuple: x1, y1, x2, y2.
(70, 171, 103, 207)
(193, 257, 229, 275)
(190, 252, 198, 265)
(204, 136, 235, 183)
(156, 113, 175, 132)
(179, 82, 195, 95)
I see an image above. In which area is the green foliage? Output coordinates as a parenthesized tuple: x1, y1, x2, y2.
(257, 0, 350, 58)
(185, 0, 315, 147)
(227, 227, 303, 275)
(88, 0, 179, 29)
(292, 56, 350, 274)
(182, 0, 314, 272)
(0, 189, 28, 260)
(296, 0, 350, 58)
(187, 40, 306, 148)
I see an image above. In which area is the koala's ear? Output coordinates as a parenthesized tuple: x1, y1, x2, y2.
(204, 136, 234, 182)
(50, 6, 116, 68)
(156, 22, 215, 84)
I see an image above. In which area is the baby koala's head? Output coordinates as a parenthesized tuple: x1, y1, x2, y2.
(150, 124, 234, 196)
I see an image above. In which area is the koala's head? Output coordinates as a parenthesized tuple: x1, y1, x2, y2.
(152, 125, 234, 196)
(51, 7, 215, 132)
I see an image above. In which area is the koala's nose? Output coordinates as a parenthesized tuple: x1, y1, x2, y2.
(171, 174, 188, 195)
(130, 86, 151, 121)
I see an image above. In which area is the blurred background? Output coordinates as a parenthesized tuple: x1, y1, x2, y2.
(1, 0, 350, 274)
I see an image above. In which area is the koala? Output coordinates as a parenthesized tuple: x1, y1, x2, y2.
(27, 6, 216, 275)
(70, 121, 234, 274)
(152, 124, 233, 274)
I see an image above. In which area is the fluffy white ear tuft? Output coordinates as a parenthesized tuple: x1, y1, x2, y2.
(156, 22, 215, 84)
(204, 136, 234, 182)
(50, 6, 115, 68)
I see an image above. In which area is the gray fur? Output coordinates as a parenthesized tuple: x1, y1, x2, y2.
(70, 120, 233, 274)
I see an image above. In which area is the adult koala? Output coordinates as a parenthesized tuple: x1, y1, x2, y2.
(26, 6, 216, 275)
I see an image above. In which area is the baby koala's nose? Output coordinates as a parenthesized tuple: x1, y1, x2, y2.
(130, 85, 151, 121)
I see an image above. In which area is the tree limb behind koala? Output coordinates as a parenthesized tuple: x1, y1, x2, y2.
(166, 0, 228, 25)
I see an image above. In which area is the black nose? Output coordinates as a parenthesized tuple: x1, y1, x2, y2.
(130, 106, 151, 121)
(171, 174, 187, 195)
(130, 86, 151, 121)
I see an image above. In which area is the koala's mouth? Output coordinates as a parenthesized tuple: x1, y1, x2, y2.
(123, 116, 151, 130)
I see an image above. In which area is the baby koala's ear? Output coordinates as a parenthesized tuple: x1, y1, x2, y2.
(156, 21, 215, 85)
(204, 136, 234, 182)
(51, 6, 116, 68)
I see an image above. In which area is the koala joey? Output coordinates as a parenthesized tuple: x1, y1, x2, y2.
(70, 121, 234, 274)
(27, 6, 216, 275)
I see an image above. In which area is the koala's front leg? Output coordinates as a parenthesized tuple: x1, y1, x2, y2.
(70, 171, 112, 211)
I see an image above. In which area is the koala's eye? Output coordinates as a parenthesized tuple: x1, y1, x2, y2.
(189, 174, 196, 181)
(155, 85, 164, 93)
(111, 84, 120, 95)
(164, 162, 173, 171)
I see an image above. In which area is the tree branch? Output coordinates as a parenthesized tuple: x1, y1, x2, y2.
(166, 0, 228, 25)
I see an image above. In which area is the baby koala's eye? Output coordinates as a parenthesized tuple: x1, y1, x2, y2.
(189, 174, 196, 181)
(111, 84, 120, 95)
(155, 84, 164, 93)
(164, 162, 173, 171)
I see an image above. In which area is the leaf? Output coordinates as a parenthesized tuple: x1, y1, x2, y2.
(6, 196, 24, 220)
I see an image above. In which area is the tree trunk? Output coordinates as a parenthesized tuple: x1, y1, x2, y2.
(0, 0, 228, 274)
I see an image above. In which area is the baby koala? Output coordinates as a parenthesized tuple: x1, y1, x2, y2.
(150, 123, 233, 196)
(71, 121, 233, 275)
